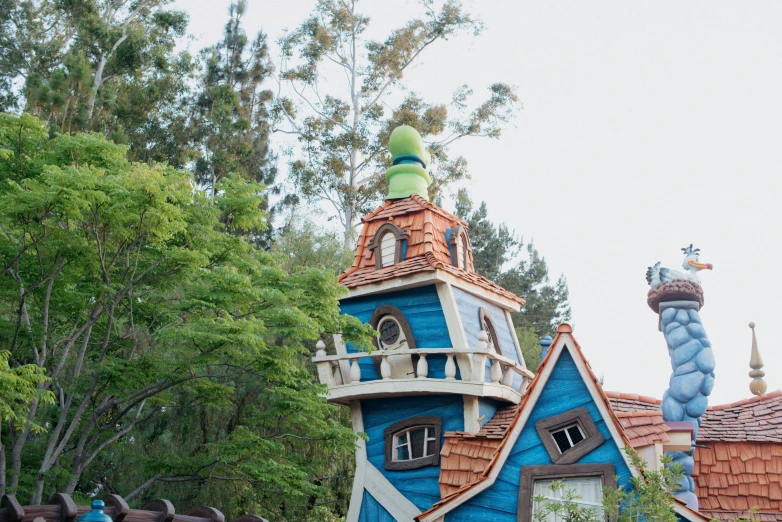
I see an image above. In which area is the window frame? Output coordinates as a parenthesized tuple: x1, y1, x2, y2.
(384, 416, 442, 470)
(517, 463, 616, 522)
(535, 408, 605, 465)
(369, 305, 416, 350)
(478, 307, 501, 353)
(367, 223, 409, 269)
(447, 226, 472, 271)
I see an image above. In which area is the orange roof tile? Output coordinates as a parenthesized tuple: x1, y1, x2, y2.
(438, 406, 519, 497)
(339, 196, 524, 305)
(699, 391, 782, 442)
(615, 411, 671, 448)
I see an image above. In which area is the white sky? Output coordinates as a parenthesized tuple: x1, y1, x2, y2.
(175, 0, 782, 405)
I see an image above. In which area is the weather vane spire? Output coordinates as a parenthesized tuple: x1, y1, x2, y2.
(749, 322, 768, 396)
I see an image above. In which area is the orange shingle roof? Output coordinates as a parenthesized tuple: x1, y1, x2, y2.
(605, 391, 661, 413)
(339, 196, 524, 305)
(616, 411, 671, 448)
(699, 391, 782, 442)
(694, 442, 782, 514)
(438, 406, 519, 497)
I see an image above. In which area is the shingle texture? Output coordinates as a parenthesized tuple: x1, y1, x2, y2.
(615, 411, 671, 448)
(699, 391, 782, 442)
(338, 196, 524, 304)
(438, 406, 519, 497)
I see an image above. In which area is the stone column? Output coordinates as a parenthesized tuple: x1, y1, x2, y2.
(647, 281, 715, 510)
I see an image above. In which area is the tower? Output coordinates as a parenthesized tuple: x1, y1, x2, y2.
(312, 126, 533, 519)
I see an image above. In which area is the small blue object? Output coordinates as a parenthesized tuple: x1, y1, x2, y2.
(78, 500, 112, 522)
(539, 335, 553, 359)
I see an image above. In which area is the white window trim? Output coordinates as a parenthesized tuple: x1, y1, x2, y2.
(391, 426, 438, 462)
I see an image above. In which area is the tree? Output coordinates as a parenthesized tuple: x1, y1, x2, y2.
(454, 189, 571, 364)
(0, 113, 371, 512)
(1, 0, 194, 166)
(191, 1, 276, 204)
(274, 0, 518, 248)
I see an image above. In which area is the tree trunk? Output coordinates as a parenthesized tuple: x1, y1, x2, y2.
(85, 54, 108, 125)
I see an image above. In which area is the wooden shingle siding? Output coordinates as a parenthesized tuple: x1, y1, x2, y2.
(341, 285, 458, 380)
(443, 350, 633, 521)
(362, 395, 465, 511)
(358, 490, 396, 522)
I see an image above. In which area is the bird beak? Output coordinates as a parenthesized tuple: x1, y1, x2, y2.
(688, 260, 713, 271)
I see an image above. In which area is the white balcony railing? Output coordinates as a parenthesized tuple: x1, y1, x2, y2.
(313, 331, 534, 403)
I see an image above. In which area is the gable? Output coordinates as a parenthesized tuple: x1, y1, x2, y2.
(444, 349, 633, 521)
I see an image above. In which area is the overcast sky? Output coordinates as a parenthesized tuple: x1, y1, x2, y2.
(175, 0, 782, 405)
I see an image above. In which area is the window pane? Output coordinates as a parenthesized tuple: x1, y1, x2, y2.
(380, 233, 396, 267)
(396, 443, 409, 461)
(378, 319, 400, 346)
(410, 428, 426, 459)
(533, 477, 604, 522)
(567, 425, 585, 445)
(552, 429, 571, 453)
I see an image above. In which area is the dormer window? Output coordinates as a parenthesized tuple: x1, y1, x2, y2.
(368, 223, 409, 269)
(447, 226, 471, 271)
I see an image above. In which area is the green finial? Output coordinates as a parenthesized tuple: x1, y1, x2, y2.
(385, 126, 432, 200)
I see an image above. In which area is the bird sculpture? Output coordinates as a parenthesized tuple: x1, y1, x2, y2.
(646, 244, 713, 287)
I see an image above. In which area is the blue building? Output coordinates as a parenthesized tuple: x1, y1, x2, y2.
(311, 126, 714, 522)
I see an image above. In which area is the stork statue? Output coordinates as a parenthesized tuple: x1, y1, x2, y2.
(645, 245, 715, 511)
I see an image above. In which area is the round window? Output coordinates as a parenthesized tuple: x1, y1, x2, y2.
(378, 318, 401, 347)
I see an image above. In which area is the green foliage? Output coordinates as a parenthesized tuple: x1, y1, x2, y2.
(275, 0, 518, 247)
(0, 113, 371, 519)
(0, 351, 53, 433)
(271, 212, 354, 275)
(455, 189, 571, 338)
(603, 448, 683, 522)
(516, 326, 542, 370)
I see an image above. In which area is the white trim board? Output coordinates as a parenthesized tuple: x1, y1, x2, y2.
(364, 462, 421, 520)
(326, 379, 523, 405)
(346, 401, 367, 522)
(343, 270, 523, 311)
(418, 331, 640, 521)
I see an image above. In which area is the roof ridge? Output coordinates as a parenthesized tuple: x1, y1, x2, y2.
(615, 411, 664, 418)
(707, 389, 782, 410)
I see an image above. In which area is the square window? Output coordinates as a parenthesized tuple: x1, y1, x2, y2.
(535, 408, 605, 465)
(384, 416, 442, 470)
(532, 476, 605, 522)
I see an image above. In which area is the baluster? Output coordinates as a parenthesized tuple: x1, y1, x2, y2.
(445, 354, 457, 380)
(416, 354, 428, 379)
(501, 366, 514, 387)
(490, 358, 503, 383)
(332, 361, 343, 385)
(472, 330, 489, 383)
(350, 359, 361, 383)
(315, 341, 334, 386)
(380, 355, 392, 380)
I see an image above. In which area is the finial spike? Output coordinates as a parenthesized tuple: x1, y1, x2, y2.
(748, 322, 768, 396)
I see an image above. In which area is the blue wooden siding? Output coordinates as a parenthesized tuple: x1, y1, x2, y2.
(357, 489, 396, 522)
(444, 349, 633, 522)
(478, 398, 501, 427)
(452, 287, 519, 363)
(361, 395, 464, 511)
(341, 285, 457, 380)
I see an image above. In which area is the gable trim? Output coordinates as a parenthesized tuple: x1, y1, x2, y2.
(364, 462, 422, 520)
(417, 329, 638, 522)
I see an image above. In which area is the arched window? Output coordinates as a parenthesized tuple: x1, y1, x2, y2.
(447, 226, 471, 271)
(384, 416, 442, 470)
(370, 305, 417, 379)
(367, 223, 409, 269)
(479, 307, 500, 353)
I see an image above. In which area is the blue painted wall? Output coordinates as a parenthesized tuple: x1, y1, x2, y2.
(341, 285, 457, 380)
(478, 398, 501, 427)
(357, 489, 396, 522)
(362, 395, 465, 511)
(444, 349, 634, 522)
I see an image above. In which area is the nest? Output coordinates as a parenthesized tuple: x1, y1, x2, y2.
(647, 280, 704, 313)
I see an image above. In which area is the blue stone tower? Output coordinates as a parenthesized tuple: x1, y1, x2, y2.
(646, 246, 714, 510)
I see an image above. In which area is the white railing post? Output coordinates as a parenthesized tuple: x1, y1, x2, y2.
(332, 361, 344, 385)
(350, 358, 361, 383)
(472, 331, 489, 383)
(380, 355, 392, 380)
(490, 358, 503, 383)
(416, 354, 428, 379)
(501, 365, 514, 387)
(315, 341, 335, 386)
(445, 354, 457, 380)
